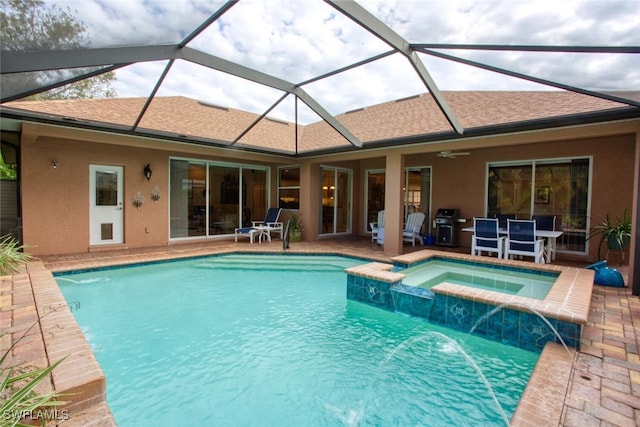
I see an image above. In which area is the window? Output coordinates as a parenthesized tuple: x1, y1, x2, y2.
(487, 158, 591, 254)
(278, 166, 300, 209)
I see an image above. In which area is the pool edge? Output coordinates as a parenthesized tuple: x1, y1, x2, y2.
(18, 250, 586, 425)
(511, 342, 576, 426)
(26, 261, 115, 426)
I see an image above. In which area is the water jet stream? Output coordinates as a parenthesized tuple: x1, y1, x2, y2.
(381, 331, 511, 426)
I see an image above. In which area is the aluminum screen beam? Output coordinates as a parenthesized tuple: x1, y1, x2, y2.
(1, 45, 181, 74)
(326, 0, 464, 135)
(182, 47, 362, 147)
(2, 43, 363, 148)
(1, 64, 127, 102)
(412, 44, 640, 54)
(419, 48, 640, 108)
(178, 0, 239, 48)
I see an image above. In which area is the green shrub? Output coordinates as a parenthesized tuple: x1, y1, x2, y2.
(1, 326, 66, 426)
(0, 235, 34, 276)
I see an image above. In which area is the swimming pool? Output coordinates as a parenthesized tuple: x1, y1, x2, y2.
(399, 258, 557, 300)
(56, 253, 537, 426)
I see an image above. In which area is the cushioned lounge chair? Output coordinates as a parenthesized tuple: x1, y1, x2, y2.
(234, 208, 283, 244)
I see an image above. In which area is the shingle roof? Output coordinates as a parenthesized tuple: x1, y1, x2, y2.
(3, 91, 637, 155)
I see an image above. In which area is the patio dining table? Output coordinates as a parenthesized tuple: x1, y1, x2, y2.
(462, 226, 563, 262)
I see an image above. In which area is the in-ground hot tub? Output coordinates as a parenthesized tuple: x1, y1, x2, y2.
(345, 249, 594, 352)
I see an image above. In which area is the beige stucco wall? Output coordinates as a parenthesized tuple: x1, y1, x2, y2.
(414, 133, 636, 262)
(19, 123, 287, 255)
(18, 120, 639, 269)
(21, 133, 170, 254)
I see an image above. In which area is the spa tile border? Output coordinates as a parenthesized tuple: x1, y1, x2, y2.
(388, 250, 593, 324)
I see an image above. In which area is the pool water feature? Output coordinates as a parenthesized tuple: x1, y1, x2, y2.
(346, 251, 587, 352)
(56, 254, 537, 426)
(400, 258, 557, 300)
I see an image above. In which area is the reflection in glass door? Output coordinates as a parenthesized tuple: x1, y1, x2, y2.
(242, 167, 267, 227)
(209, 165, 240, 235)
(365, 170, 385, 233)
(169, 160, 206, 238)
(405, 168, 431, 232)
(487, 158, 590, 254)
(320, 167, 352, 235)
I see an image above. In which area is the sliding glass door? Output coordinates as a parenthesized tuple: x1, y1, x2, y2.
(405, 167, 431, 230)
(487, 158, 591, 254)
(170, 159, 269, 239)
(364, 167, 432, 235)
(169, 160, 207, 238)
(320, 167, 352, 235)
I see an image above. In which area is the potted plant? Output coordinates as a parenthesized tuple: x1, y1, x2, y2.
(288, 212, 303, 242)
(586, 208, 632, 260)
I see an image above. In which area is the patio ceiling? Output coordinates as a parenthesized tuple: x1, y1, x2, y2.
(1, 0, 639, 156)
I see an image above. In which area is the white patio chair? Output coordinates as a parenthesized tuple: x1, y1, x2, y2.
(402, 212, 425, 246)
(370, 210, 385, 242)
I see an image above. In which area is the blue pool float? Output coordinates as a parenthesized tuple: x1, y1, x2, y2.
(585, 260, 625, 287)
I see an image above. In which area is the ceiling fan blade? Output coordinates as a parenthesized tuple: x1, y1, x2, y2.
(437, 150, 470, 158)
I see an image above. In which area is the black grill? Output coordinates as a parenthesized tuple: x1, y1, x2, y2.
(434, 208, 460, 247)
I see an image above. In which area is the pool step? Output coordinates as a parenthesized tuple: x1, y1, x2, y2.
(193, 255, 356, 272)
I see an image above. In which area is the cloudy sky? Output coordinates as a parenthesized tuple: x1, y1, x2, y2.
(47, 0, 640, 123)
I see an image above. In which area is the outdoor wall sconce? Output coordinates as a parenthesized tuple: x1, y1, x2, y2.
(151, 185, 161, 203)
(144, 164, 152, 181)
(51, 161, 57, 168)
(133, 191, 145, 209)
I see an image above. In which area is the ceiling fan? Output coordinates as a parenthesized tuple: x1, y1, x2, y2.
(437, 150, 471, 158)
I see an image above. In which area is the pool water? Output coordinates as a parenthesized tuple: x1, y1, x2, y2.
(400, 258, 557, 300)
(57, 254, 538, 427)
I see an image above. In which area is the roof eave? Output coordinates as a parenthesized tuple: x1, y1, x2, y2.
(2, 105, 639, 159)
(297, 106, 640, 157)
(0, 107, 298, 158)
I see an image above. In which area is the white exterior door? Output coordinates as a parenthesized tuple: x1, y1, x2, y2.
(90, 165, 124, 245)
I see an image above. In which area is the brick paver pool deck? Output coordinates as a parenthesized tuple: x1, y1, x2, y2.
(2, 238, 638, 426)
